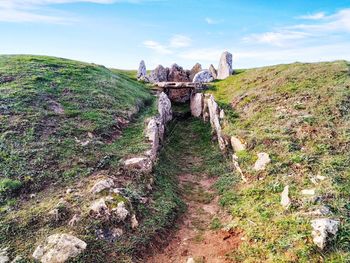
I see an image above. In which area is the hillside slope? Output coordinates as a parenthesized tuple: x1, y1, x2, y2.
(208, 61, 350, 262)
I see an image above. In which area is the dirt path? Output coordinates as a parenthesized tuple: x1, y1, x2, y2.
(147, 119, 241, 263)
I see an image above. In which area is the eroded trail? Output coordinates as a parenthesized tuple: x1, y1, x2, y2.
(147, 117, 241, 263)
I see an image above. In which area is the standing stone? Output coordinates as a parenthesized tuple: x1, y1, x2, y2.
(311, 218, 339, 250)
(168, 64, 190, 82)
(281, 185, 291, 209)
(190, 93, 203, 117)
(189, 63, 202, 81)
(32, 234, 87, 263)
(192, 70, 214, 83)
(158, 92, 173, 123)
(137, 60, 146, 80)
(217, 51, 233, 80)
(209, 64, 218, 79)
(147, 65, 168, 83)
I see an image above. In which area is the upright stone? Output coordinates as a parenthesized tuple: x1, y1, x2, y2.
(137, 60, 146, 80)
(209, 64, 217, 79)
(217, 51, 233, 80)
(147, 65, 168, 83)
(189, 63, 202, 81)
(168, 64, 190, 82)
(158, 92, 173, 124)
(190, 93, 203, 117)
(192, 70, 214, 83)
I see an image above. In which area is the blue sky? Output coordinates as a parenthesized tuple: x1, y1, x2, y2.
(1, 0, 350, 69)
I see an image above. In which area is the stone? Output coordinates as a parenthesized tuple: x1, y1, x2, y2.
(187, 258, 195, 263)
(253, 153, 271, 171)
(89, 198, 109, 218)
(281, 185, 291, 209)
(147, 65, 168, 83)
(217, 51, 233, 80)
(231, 136, 245, 152)
(111, 228, 123, 238)
(190, 93, 203, 117)
(124, 157, 152, 172)
(219, 109, 225, 119)
(232, 154, 247, 182)
(32, 234, 86, 263)
(131, 214, 139, 229)
(301, 189, 315, 196)
(90, 178, 114, 194)
(206, 95, 226, 150)
(306, 206, 332, 217)
(137, 60, 146, 80)
(0, 247, 9, 263)
(112, 202, 129, 222)
(193, 70, 214, 83)
(168, 64, 189, 82)
(145, 117, 160, 160)
(311, 218, 339, 250)
(68, 214, 81, 227)
(209, 64, 218, 79)
(158, 92, 173, 124)
(11, 256, 23, 263)
(189, 63, 202, 81)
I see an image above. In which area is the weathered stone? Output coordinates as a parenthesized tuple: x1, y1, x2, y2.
(131, 214, 139, 229)
(207, 95, 226, 151)
(219, 109, 225, 119)
(0, 247, 9, 263)
(253, 153, 271, 171)
(217, 51, 233, 80)
(32, 234, 86, 263)
(193, 70, 214, 83)
(137, 60, 146, 80)
(168, 64, 189, 82)
(306, 206, 332, 217)
(167, 87, 192, 103)
(301, 189, 315, 196)
(209, 64, 218, 79)
(145, 117, 160, 160)
(124, 157, 152, 172)
(187, 258, 195, 263)
(190, 93, 203, 117)
(147, 65, 168, 83)
(232, 154, 247, 182)
(158, 92, 173, 123)
(112, 201, 129, 222)
(90, 178, 114, 194)
(231, 136, 246, 152)
(311, 218, 339, 250)
(89, 198, 109, 218)
(281, 185, 291, 209)
(189, 63, 202, 81)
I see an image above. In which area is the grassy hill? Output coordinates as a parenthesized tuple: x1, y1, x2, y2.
(208, 61, 350, 262)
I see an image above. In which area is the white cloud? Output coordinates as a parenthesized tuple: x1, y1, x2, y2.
(143, 40, 173, 54)
(169, 35, 192, 48)
(205, 17, 223, 25)
(244, 31, 310, 46)
(297, 12, 326, 20)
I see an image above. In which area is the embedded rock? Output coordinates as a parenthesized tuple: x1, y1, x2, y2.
(32, 234, 86, 263)
(209, 64, 218, 79)
(168, 64, 189, 82)
(124, 157, 152, 172)
(145, 117, 161, 160)
(217, 51, 233, 80)
(0, 248, 9, 263)
(190, 93, 203, 117)
(281, 185, 291, 209)
(158, 92, 173, 124)
(137, 60, 146, 80)
(207, 95, 226, 150)
(253, 152, 271, 171)
(189, 63, 202, 81)
(147, 65, 168, 83)
(90, 178, 114, 194)
(311, 218, 339, 250)
(89, 198, 109, 218)
(193, 70, 214, 83)
(231, 136, 245, 152)
(301, 189, 315, 196)
(131, 214, 139, 229)
(112, 201, 129, 222)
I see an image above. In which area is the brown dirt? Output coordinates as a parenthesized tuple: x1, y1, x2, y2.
(147, 172, 242, 263)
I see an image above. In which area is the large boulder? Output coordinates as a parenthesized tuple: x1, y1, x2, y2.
(189, 63, 202, 81)
(137, 60, 146, 80)
(168, 64, 189, 82)
(193, 70, 214, 83)
(32, 234, 86, 263)
(147, 65, 168, 83)
(209, 64, 218, 79)
(217, 51, 233, 80)
(158, 92, 172, 123)
(190, 93, 203, 117)
(311, 218, 339, 250)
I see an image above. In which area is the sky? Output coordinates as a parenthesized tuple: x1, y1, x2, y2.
(1, 0, 350, 69)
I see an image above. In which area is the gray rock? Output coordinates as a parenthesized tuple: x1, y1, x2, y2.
(32, 234, 86, 263)
(147, 65, 168, 83)
(124, 157, 152, 172)
(158, 92, 173, 124)
(209, 64, 218, 79)
(253, 153, 271, 171)
(206, 95, 226, 150)
(281, 185, 291, 209)
(190, 93, 203, 117)
(112, 201, 129, 222)
(311, 218, 339, 250)
(89, 198, 109, 218)
(137, 60, 146, 80)
(131, 214, 139, 229)
(145, 117, 161, 160)
(189, 63, 202, 81)
(90, 178, 114, 194)
(168, 64, 189, 82)
(231, 136, 245, 152)
(0, 247, 9, 263)
(217, 51, 233, 80)
(193, 70, 214, 83)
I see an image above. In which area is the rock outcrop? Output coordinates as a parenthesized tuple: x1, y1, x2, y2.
(190, 93, 203, 117)
(147, 65, 168, 83)
(168, 64, 189, 82)
(189, 63, 202, 81)
(193, 70, 214, 83)
(137, 60, 146, 80)
(217, 51, 233, 80)
(32, 234, 86, 263)
(209, 64, 218, 79)
(311, 218, 339, 250)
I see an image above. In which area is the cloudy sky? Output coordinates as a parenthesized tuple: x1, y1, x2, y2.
(1, 0, 350, 69)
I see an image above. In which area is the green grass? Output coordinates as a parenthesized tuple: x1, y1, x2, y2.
(208, 61, 350, 262)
